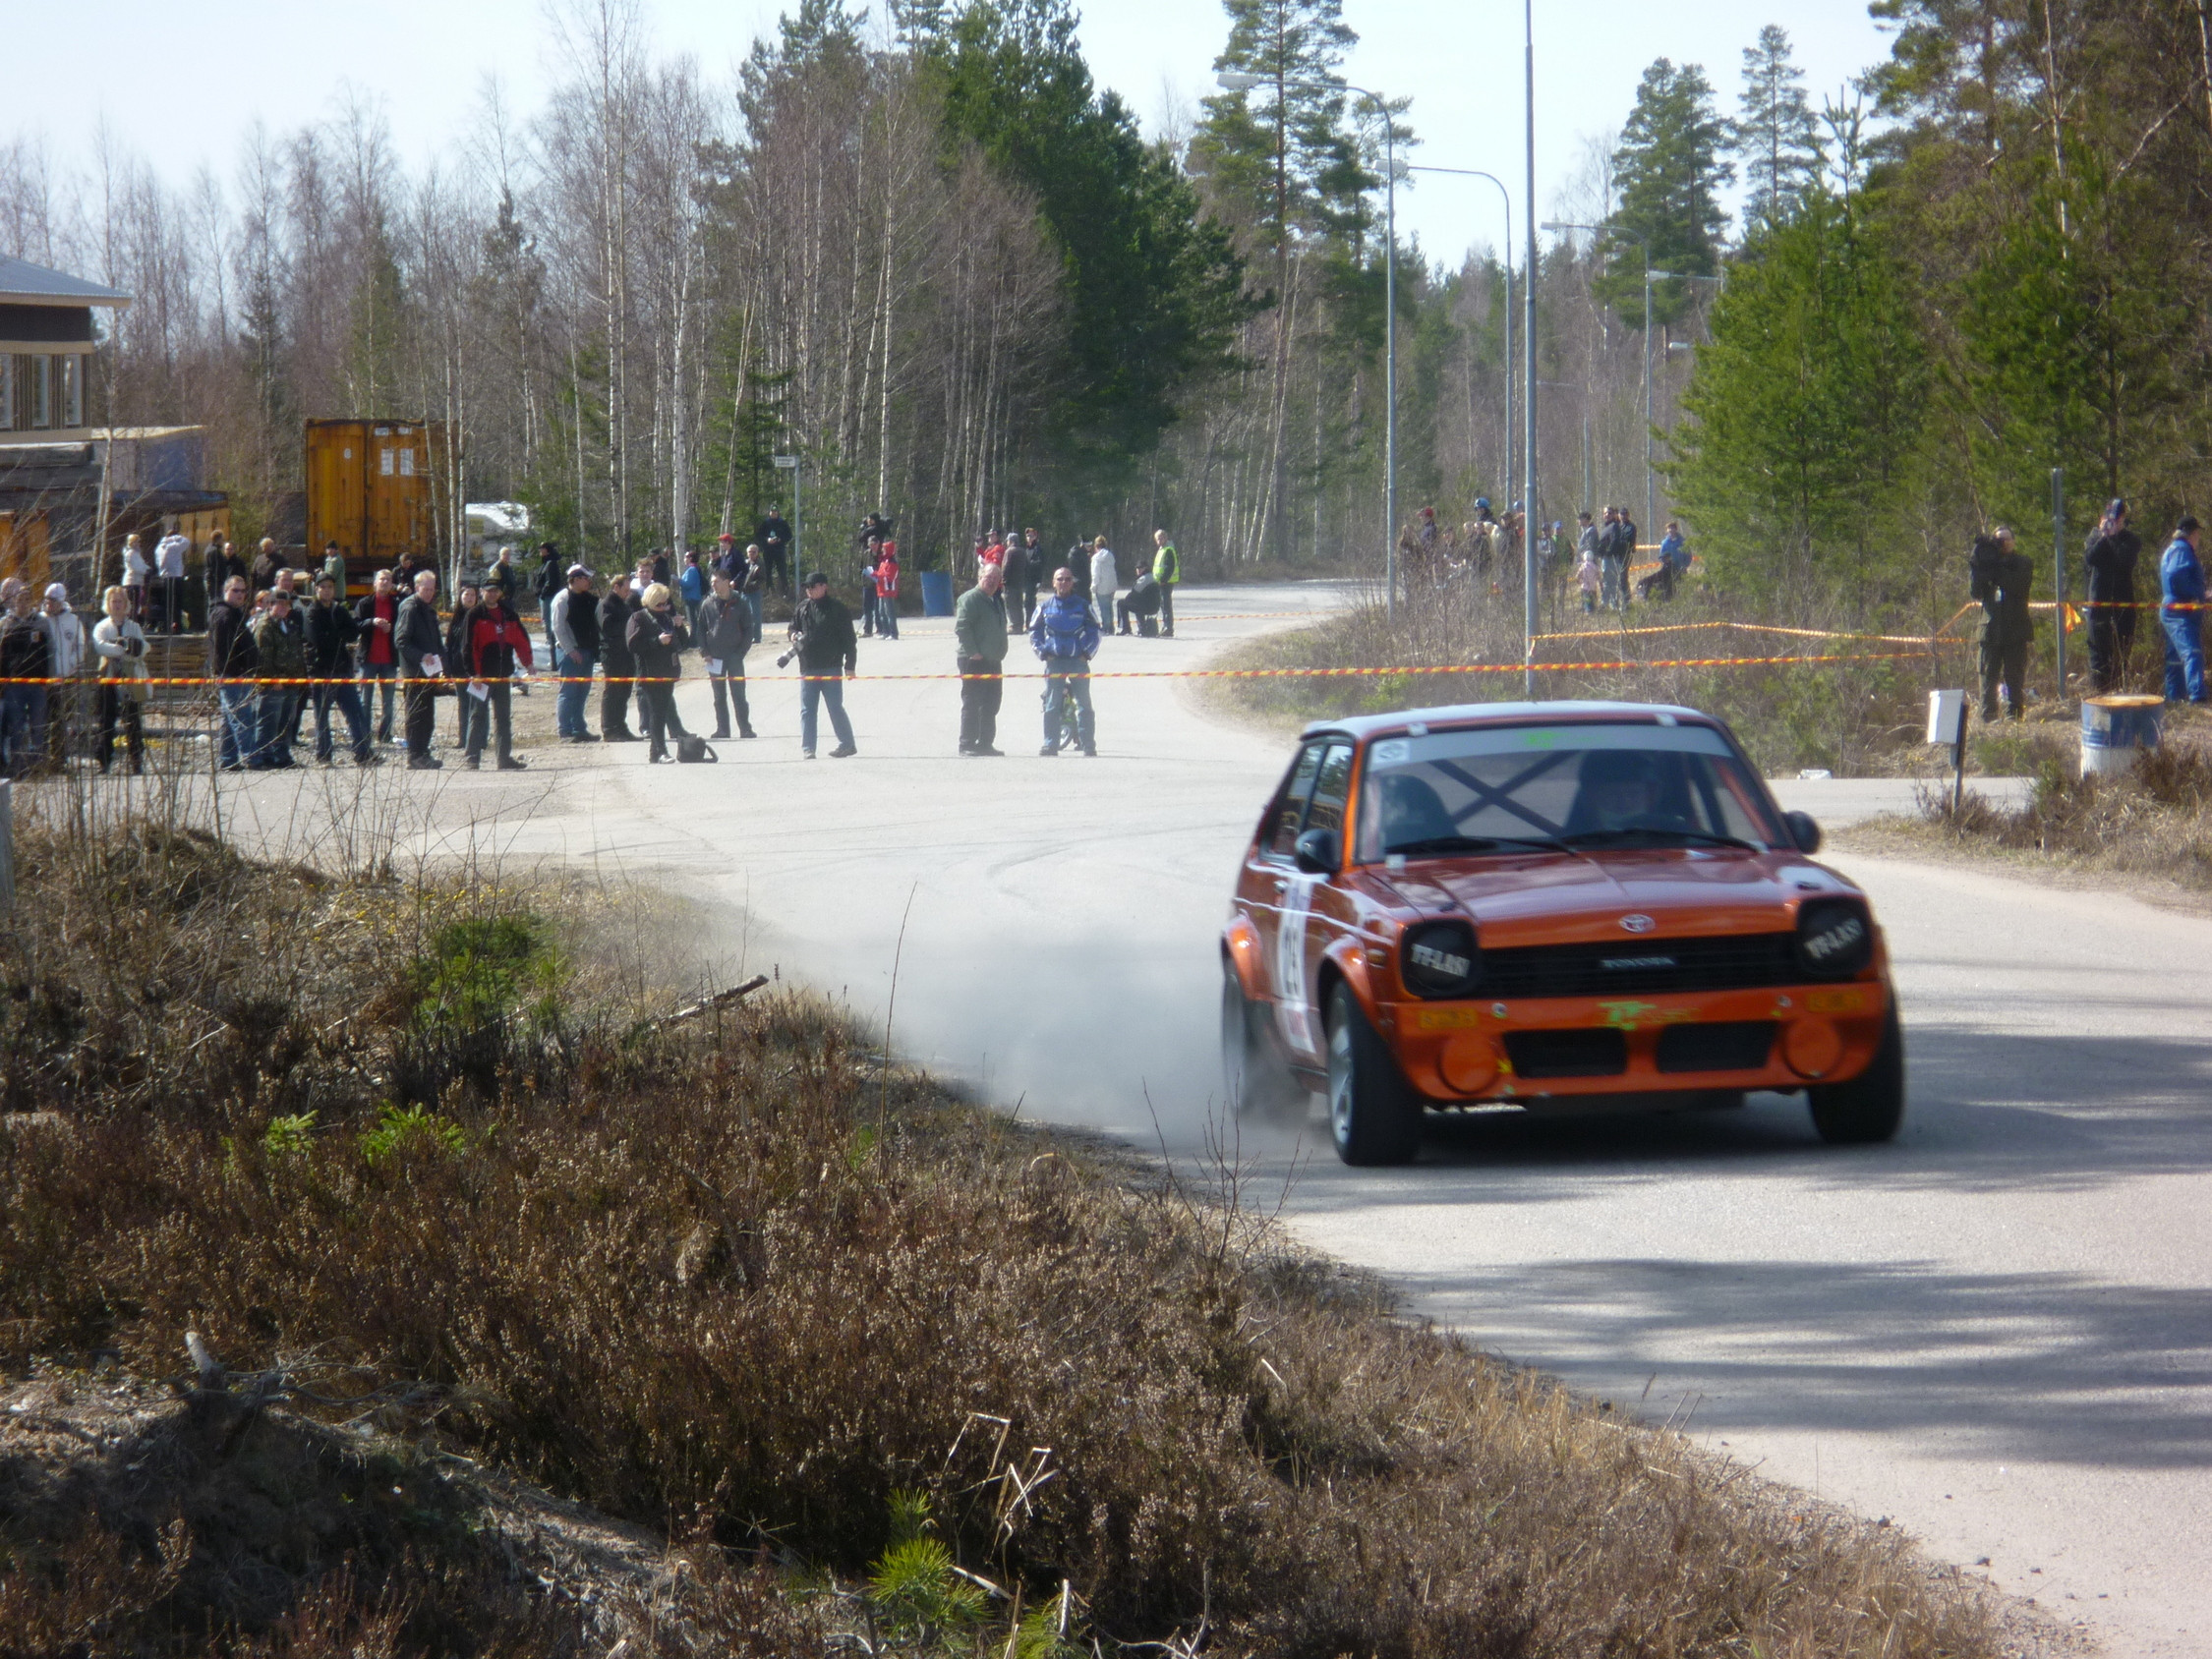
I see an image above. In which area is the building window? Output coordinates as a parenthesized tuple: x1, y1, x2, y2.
(62, 356, 83, 428)
(28, 356, 51, 429)
(0, 356, 14, 430)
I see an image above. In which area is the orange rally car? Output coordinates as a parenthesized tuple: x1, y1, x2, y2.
(1220, 701, 1903, 1165)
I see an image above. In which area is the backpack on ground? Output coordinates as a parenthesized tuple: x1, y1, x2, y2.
(1137, 614, 1159, 637)
(676, 735, 718, 764)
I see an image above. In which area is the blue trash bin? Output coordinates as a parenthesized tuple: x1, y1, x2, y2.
(919, 569, 954, 617)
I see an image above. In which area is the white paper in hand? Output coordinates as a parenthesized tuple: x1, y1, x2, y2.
(422, 654, 443, 677)
(704, 658, 722, 676)
(468, 681, 490, 702)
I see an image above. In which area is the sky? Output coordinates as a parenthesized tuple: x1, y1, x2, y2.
(8, 0, 1897, 268)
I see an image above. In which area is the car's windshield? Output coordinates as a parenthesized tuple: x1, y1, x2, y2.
(1353, 720, 1785, 861)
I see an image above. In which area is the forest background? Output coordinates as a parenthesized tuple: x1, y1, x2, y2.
(0, 0, 2206, 612)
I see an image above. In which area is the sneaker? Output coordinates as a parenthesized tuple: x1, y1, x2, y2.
(738, 727, 757, 740)
(464, 756, 482, 770)
(1037, 744, 1058, 756)
(605, 730, 642, 743)
(958, 742, 976, 755)
(356, 751, 383, 767)
(830, 743, 857, 758)
(712, 728, 732, 740)
(974, 745, 1004, 757)
(1081, 746, 1097, 757)
(801, 750, 816, 760)
(496, 757, 528, 771)
(408, 755, 443, 771)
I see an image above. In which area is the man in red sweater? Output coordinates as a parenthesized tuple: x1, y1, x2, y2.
(463, 576, 534, 771)
(353, 568, 402, 745)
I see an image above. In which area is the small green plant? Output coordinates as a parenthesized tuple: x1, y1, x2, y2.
(409, 914, 562, 1037)
(866, 1490, 985, 1645)
(262, 1112, 318, 1157)
(360, 1103, 471, 1166)
(1014, 1585, 1084, 1659)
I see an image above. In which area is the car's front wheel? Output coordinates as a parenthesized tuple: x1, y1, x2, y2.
(1325, 981, 1424, 1166)
(1808, 1004, 1905, 1145)
(1221, 962, 1308, 1122)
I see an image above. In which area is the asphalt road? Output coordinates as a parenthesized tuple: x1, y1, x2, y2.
(187, 582, 2204, 1656)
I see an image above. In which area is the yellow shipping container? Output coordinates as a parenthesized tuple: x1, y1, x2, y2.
(303, 419, 455, 595)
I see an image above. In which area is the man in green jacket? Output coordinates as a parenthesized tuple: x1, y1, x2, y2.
(1152, 530, 1181, 638)
(955, 561, 1010, 756)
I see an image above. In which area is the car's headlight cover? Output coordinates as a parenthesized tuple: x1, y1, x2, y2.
(1402, 918, 1482, 999)
(1795, 898, 1873, 979)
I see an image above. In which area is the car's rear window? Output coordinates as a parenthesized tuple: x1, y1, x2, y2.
(1353, 721, 1785, 861)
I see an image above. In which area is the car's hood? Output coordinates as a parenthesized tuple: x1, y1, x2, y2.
(1369, 849, 1862, 948)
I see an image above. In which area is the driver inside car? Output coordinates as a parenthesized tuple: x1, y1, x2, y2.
(1376, 772, 1457, 850)
(1565, 749, 1692, 837)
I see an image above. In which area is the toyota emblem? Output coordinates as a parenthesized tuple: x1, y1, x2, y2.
(1619, 913, 1657, 934)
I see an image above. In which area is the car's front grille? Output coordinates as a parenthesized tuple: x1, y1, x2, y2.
(1480, 932, 1797, 999)
(1656, 1021, 1777, 1073)
(1503, 1029, 1628, 1078)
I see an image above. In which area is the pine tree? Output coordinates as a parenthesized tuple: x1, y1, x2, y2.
(1734, 26, 1824, 228)
(1666, 186, 1928, 596)
(1189, 0, 1367, 561)
(1600, 60, 1734, 330)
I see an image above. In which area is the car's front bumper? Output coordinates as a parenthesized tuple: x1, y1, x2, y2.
(1362, 978, 1891, 1104)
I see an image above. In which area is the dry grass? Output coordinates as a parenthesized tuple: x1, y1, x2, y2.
(0, 806, 2008, 1656)
(1904, 715, 2212, 890)
(1211, 580, 1969, 775)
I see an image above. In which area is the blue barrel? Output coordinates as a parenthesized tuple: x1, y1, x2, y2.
(2080, 695, 2163, 776)
(919, 569, 954, 616)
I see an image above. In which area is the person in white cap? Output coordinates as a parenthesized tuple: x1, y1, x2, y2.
(41, 583, 86, 766)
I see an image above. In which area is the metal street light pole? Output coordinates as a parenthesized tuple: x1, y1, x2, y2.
(1544, 219, 1651, 557)
(1219, 70, 1401, 623)
(1523, 0, 1539, 697)
(1407, 165, 1515, 503)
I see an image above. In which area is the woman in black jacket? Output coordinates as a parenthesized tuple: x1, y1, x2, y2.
(598, 577, 639, 741)
(625, 582, 690, 761)
(446, 582, 482, 749)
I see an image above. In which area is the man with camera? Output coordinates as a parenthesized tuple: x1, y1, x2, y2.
(1971, 525, 2034, 720)
(784, 571, 857, 758)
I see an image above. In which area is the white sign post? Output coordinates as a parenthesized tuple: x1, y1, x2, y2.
(1927, 689, 1969, 817)
(772, 454, 801, 580)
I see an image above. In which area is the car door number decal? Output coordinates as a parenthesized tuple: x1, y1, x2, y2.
(1274, 876, 1319, 1058)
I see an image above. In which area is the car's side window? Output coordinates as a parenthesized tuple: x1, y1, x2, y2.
(1262, 742, 1327, 857)
(1302, 743, 1356, 839)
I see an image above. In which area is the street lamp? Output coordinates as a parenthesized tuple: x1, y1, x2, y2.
(1544, 220, 1652, 546)
(1219, 68, 1401, 623)
(1522, 0, 1538, 698)
(1407, 165, 1514, 505)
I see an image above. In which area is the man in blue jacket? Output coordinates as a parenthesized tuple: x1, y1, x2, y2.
(2160, 514, 2206, 704)
(1030, 565, 1099, 756)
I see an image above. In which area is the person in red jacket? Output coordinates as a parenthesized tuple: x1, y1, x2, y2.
(463, 576, 534, 771)
(873, 540, 901, 641)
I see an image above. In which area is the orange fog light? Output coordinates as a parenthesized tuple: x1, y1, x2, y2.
(1437, 1032, 1499, 1095)
(1781, 1017, 1845, 1079)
